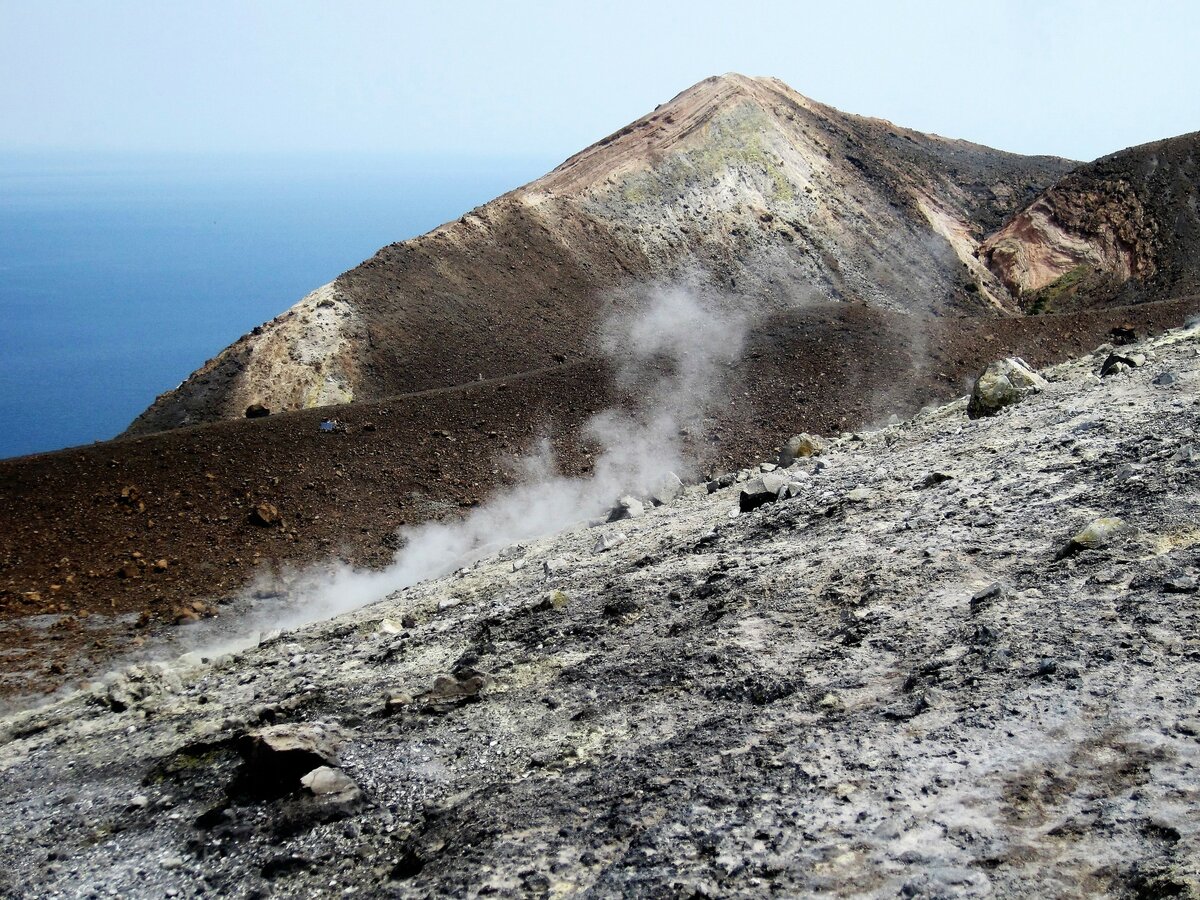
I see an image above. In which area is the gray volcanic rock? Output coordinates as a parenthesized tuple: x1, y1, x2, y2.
(966, 356, 1049, 418)
(2, 324, 1199, 897)
(738, 471, 788, 511)
(125, 73, 1074, 435)
(778, 432, 827, 466)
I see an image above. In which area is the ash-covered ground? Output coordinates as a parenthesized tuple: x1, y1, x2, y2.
(0, 324, 1198, 898)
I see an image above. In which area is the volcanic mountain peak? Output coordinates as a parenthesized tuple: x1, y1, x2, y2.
(531, 72, 815, 194)
(125, 74, 1080, 436)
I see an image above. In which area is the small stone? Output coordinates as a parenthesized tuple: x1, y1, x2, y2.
(607, 496, 645, 522)
(1175, 718, 1200, 737)
(378, 618, 404, 634)
(846, 486, 873, 503)
(1172, 445, 1198, 464)
(918, 471, 954, 489)
(248, 502, 281, 527)
(970, 583, 1003, 608)
(1163, 575, 1197, 594)
(1101, 353, 1139, 377)
(593, 531, 626, 553)
(437, 597, 462, 611)
(1115, 463, 1140, 481)
(425, 669, 490, 702)
(532, 591, 571, 616)
(1064, 517, 1129, 556)
(603, 597, 642, 619)
(1153, 371, 1178, 386)
(1035, 658, 1058, 678)
(384, 691, 414, 713)
(512, 558, 527, 572)
(543, 559, 568, 577)
(759, 462, 777, 472)
(300, 766, 358, 797)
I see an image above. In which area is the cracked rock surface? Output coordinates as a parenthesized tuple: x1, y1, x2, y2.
(1, 326, 1199, 898)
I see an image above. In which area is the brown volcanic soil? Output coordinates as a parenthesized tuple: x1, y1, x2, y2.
(3, 296, 1199, 708)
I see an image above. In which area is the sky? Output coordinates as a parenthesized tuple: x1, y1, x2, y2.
(1, 0, 1198, 165)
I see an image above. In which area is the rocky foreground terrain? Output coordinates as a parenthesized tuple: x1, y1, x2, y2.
(1, 322, 1197, 898)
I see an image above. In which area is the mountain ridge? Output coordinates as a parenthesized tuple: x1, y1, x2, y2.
(4, 73, 1199, 707)
(124, 73, 1075, 436)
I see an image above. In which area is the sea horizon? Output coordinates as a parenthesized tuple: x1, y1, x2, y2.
(0, 149, 554, 459)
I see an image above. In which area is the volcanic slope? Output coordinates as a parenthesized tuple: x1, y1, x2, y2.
(125, 73, 1076, 435)
(983, 130, 1200, 312)
(5, 297, 1200, 706)
(3, 323, 1198, 898)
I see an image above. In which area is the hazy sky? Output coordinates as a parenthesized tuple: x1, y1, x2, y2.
(2, 0, 1197, 164)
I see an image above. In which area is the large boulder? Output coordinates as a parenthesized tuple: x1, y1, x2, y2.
(237, 722, 346, 798)
(1057, 517, 1131, 558)
(739, 472, 789, 512)
(649, 472, 684, 506)
(778, 433, 827, 467)
(967, 358, 1048, 419)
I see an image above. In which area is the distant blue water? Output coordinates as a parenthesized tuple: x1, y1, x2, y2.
(0, 152, 553, 459)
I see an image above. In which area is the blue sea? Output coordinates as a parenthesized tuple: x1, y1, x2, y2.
(0, 152, 552, 459)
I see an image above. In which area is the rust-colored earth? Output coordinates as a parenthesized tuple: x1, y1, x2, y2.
(3, 297, 1198, 708)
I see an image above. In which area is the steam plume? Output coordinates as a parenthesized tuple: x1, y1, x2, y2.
(182, 286, 749, 653)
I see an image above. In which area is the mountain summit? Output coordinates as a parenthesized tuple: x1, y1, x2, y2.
(125, 74, 1075, 435)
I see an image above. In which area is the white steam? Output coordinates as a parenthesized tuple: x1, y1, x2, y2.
(183, 286, 748, 654)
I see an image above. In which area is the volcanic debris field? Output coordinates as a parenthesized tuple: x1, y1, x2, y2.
(3, 297, 1199, 707)
(0, 323, 1198, 898)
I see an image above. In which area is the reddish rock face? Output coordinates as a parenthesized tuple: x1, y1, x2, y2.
(982, 176, 1159, 305)
(981, 130, 1200, 313)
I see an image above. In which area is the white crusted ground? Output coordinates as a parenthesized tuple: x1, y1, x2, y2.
(1, 325, 1198, 898)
